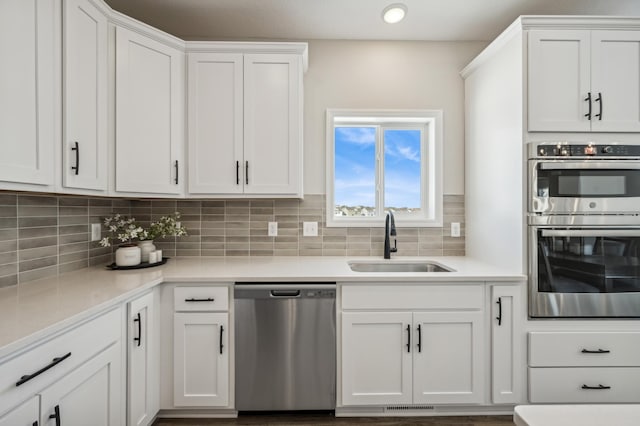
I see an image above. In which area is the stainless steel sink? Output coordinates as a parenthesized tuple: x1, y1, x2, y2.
(348, 261, 454, 273)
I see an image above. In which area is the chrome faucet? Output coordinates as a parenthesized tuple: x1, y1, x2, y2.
(384, 211, 397, 259)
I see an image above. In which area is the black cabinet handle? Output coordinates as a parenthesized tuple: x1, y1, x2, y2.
(48, 405, 61, 426)
(174, 160, 179, 184)
(406, 325, 411, 353)
(219, 325, 224, 354)
(581, 384, 611, 390)
(245, 160, 249, 185)
(16, 352, 72, 386)
(71, 142, 79, 175)
(595, 92, 602, 120)
(584, 92, 592, 120)
(417, 324, 422, 353)
(236, 161, 240, 185)
(184, 297, 214, 302)
(581, 348, 610, 354)
(496, 297, 502, 326)
(133, 312, 142, 347)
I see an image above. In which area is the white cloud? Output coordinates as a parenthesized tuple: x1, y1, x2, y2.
(397, 145, 420, 162)
(335, 127, 375, 145)
(385, 144, 420, 163)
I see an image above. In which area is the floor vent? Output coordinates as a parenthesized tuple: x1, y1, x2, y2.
(385, 405, 435, 411)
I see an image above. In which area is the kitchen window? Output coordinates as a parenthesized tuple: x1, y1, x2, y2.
(325, 109, 443, 227)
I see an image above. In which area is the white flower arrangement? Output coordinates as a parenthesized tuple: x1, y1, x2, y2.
(145, 212, 188, 240)
(99, 214, 145, 247)
(99, 212, 188, 247)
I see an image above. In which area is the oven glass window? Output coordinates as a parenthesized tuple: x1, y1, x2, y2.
(538, 169, 640, 197)
(537, 231, 640, 293)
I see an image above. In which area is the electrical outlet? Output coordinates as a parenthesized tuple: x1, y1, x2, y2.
(303, 221, 318, 237)
(268, 222, 278, 236)
(451, 222, 461, 238)
(91, 223, 102, 242)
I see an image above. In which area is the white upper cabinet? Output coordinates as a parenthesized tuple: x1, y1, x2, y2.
(187, 46, 305, 197)
(591, 31, 640, 132)
(63, 0, 108, 192)
(115, 26, 184, 195)
(243, 54, 302, 195)
(528, 29, 640, 132)
(0, 0, 55, 187)
(187, 53, 244, 194)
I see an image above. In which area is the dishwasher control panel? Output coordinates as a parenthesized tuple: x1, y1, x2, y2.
(305, 289, 335, 298)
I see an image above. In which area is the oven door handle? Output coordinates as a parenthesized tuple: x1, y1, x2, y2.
(539, 161, 640, 170)
(541, 229, 640, 238)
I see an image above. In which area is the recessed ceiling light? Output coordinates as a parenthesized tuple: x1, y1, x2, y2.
(382, 4, 407, 24)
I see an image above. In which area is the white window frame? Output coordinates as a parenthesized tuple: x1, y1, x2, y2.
(326, 109, 443, 228)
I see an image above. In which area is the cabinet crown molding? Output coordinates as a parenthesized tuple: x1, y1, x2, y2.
(185, 41, 309, 72)
(461, 15, 640, 78)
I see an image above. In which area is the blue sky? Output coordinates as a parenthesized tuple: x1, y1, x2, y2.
(334, 127, 421, 209)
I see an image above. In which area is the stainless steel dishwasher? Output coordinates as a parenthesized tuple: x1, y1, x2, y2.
(234, 282, 336, 411)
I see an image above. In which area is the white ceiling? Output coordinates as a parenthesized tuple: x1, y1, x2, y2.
(104, 0, 640, 42)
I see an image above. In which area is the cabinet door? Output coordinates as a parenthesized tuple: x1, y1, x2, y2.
(173, 312, 229, 407)
(412, 311, 484, 404)
(528, 30, 591, 132)
(0, 396, 39, 426)
(63, 0, 108, 191)
(491, 285, 523, 404)
(0, 0, 55, 186)
(341, 312, 413, 406)
(187, 52, 243, 194)
(243, 54, 302, 196)
(40, 343, 122, 426)
(591, 31, 640, 132)
(115, 26, 183, 195)
(128, 292, 158, 426)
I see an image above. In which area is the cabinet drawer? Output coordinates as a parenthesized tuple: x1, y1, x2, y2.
(0, 308, 121, 414)
(174, 286, 228, 311)
(529, 332, 640, 367)
(341, 285, 483, 310)
(529, 367, 640, 403)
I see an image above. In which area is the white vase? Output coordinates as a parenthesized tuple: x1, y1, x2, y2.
(115, 245, 141, 267)
(138, 240, 156, 263)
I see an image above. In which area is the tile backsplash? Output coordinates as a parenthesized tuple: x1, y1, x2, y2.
(0, 192, 464, 287)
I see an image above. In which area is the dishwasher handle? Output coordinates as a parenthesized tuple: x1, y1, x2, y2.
(270, 290, 301, 297)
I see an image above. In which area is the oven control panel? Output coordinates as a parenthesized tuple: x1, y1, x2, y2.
(533, 143, 640, 158)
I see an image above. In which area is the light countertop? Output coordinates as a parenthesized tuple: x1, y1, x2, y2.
(0, 256, 524, 358)
(514, 404, 640, 426)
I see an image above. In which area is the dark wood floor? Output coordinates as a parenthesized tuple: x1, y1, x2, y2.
(153, 413, 515, 425)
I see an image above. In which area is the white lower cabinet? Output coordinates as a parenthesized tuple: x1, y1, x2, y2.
(412, 311, 483, 404)
(528, 331, 640, 403)
(40, 343, 122, 426)
(491, 285, 523, 404)
(128, 291, 159, 426)
(340, 284, 485, 407)
(173, 313, 229, 407)
(529, 367, 640, 403)
(0, 396, 38, 426)
(0, 308, 123, 426)
(342, 312, 413, 405)
(172, 286, 230, 408)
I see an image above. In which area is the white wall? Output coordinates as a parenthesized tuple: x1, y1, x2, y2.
(303, 39, 487, 195)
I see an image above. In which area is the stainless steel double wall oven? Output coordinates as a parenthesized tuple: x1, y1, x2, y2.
(528, 142, 640, 318)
